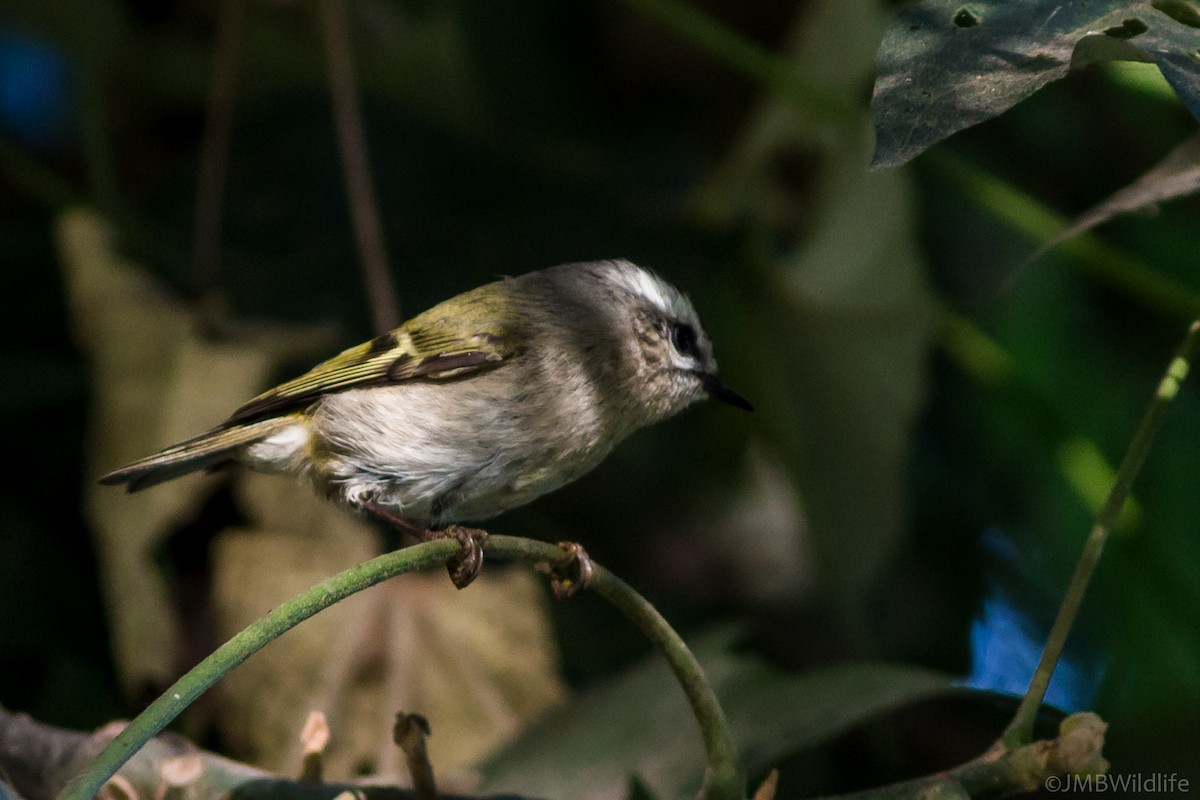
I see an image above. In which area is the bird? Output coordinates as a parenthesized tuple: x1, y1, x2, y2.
(101, 259, 751, 590)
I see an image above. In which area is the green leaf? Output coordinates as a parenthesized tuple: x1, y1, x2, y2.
(478, 631, 955, 800)
(872, 1, 1200, 168)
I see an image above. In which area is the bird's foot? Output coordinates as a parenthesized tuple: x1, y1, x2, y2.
(536, 541, 594, 600)
(426, 525, 488, 589)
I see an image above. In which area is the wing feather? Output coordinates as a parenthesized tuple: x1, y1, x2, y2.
(227, 287, 520, 424)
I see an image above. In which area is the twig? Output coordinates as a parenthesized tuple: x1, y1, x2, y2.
(58, 536, 743, 800)
(319, 0, 400, 332)
(828, 712, 1107, 800)
(1001, 320, 1200, 747)
(297, 711, 329, 783)
(191, 0, 246, 303)
(1, 699, 503, 800)
(393, 713, 436, 800)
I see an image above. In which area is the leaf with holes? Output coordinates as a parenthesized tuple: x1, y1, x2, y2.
(871, 1, 1200, 168)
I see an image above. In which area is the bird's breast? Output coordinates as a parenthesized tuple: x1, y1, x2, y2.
(303, 368, 619, 524)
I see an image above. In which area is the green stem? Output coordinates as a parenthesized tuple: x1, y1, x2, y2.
(599, 571, 743, 800)
(613, 0, 856, 124)
(1001, 320, 1200, 747)
(60, 538, 460, 800)
(60, 535, 743, 800)
(487, 535, 745, 800)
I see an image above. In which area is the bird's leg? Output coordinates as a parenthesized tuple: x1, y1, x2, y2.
(363, 503, 487, 590)
(536, 541, 594, 600)
(363, 502, 426, 539)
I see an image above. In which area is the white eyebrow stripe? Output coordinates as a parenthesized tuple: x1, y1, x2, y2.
(608, 259, 682, 317)
(629, 266, 672, 311)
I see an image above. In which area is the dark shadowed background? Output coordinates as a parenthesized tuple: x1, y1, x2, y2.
(2, 0, 1199, 796)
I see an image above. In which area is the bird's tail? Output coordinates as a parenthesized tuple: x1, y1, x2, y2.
(99, 416, 296, 492)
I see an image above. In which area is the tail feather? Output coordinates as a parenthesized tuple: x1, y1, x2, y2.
(99, 417, 296, 492)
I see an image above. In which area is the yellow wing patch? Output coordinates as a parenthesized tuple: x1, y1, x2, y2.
(226, 287, 520, 424)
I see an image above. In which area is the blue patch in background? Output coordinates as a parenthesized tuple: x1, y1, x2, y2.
(0, 26, 77, 152)
(962, 528, 1107, 712)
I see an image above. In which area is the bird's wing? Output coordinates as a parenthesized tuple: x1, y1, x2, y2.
(227, 297, 522, 424)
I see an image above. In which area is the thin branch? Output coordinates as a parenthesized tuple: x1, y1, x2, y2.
(1001, 320, 1200, 747)
(191, 0, 246, 302)
(0, 700, 501, 800)
(393, 713, 436, 800)
(57, 536, 743, 800)
(828, 712, 1108, 800)
(319, 0, 400, 332)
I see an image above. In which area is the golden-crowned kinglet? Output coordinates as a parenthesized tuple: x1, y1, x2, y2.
(101, 259, 750, 587)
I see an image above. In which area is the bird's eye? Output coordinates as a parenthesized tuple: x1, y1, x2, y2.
(670, 322, 698, 356)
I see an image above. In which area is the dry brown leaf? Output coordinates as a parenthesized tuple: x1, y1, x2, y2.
(59, 207, 332, 694)
(212, 474, 567, 784)
(60, 208, 199, 694)
(299, 711, 330, 756)
(751, 769, 779, 800)
(159, 754, 204, 788)
(61, 207, 567, 779)
(298, 710, 330, 781)
(1027, 132, 1200, 265)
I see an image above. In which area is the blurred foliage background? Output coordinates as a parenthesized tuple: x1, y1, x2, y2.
(2, 0, 1199, 796)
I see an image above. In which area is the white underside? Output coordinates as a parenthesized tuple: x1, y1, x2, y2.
(243, 368, 621, 526)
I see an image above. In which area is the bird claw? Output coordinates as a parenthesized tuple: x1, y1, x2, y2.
(536, 541, 594, 600)
(427, 525, 488, 589)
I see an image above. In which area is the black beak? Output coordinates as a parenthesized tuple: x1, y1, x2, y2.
(700, 373, 754, 411)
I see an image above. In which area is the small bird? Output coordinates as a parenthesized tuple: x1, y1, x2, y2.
(101, 259, 751, 589)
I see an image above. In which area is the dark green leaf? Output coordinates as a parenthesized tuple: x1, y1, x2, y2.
(872, 1, 1200, 167)
(478, 631, 955, 800)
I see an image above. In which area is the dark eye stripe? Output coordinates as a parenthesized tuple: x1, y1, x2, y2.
(670, 322, 698, 356)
